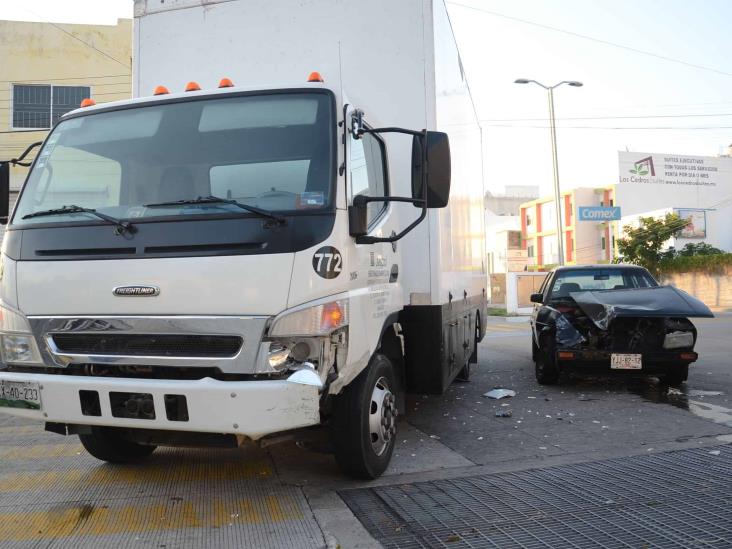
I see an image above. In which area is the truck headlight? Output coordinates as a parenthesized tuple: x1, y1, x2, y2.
(0, 303, 43, 365)
(269, 299, 348, 337)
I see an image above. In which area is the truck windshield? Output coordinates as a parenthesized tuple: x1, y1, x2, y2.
(13, 91, 334, 227)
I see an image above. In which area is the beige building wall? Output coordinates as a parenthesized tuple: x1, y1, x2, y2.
(0, 18, 132, 201)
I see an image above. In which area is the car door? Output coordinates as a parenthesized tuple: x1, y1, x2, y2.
(531, 271, 554, 352)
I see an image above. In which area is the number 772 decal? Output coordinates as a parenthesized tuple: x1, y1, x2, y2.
(312, 246, 343, 279)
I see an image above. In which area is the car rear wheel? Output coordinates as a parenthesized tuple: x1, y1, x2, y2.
(535, 336, 559, 385)
(79, 427, 157, 463)
(665, 363, 689, 388)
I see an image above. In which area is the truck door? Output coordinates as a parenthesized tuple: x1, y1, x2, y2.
(346, 107, 402, 349)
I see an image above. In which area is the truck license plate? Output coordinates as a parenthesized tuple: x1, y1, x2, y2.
(0, 381, 42, 410)
(611, 353, 642, 370)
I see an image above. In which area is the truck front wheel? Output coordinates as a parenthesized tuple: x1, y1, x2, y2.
(332, 354, 398, 479)
(79, 427, 157, 463)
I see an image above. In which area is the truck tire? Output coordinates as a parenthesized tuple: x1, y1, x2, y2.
(535, 336, 559, 385)
(332, 353, 398, 479)
(79, 427, 156, 463)
(665, 364, 689, 388)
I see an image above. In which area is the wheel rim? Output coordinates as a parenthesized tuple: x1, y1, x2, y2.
(368, 376, 397, 456)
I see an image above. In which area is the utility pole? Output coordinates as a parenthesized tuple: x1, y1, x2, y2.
(514, 79, 583, 265)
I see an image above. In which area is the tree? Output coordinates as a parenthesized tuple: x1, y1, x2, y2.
(676, 242, 723, 257)
(616, 213, 688, 276)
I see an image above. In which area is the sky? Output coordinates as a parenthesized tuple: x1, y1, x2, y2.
(1, 0, 731, 197)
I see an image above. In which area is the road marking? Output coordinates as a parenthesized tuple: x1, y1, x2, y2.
(0, 424, 44, 435)
(0, 459, 273, 493)
(0, 443, 83, 459)
(0, 495, 304, 540)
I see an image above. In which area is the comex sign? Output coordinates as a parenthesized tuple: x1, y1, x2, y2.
(578, 206, 621, 221)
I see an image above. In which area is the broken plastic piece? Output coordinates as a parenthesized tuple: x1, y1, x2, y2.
(483, 388, 516, 399)
(495, 409, 513, 418)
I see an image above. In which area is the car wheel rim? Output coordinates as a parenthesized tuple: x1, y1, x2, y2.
(368, 376, 397, 457)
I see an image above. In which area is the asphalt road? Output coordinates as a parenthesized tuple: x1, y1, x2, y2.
(0, 314, 729, 547)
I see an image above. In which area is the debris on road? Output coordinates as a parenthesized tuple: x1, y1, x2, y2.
(484, 388, 516, 399)
(495, 409, 513, 418)
(689, 390, 724, 397)
(709, 450, 721, 456)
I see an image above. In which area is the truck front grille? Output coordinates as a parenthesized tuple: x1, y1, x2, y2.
(51, 334, 243, 358)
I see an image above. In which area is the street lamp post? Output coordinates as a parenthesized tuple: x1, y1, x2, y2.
(514, 79, 583, 266)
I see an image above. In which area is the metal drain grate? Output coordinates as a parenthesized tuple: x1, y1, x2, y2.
(340, 445, 732, 548)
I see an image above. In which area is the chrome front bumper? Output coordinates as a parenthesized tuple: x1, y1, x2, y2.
(28, 316, 272, 374)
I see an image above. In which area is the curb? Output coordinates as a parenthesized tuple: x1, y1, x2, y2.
(487, 315, 530, 323)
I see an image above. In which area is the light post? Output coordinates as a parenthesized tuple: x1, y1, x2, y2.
(514, 79, 583, 266)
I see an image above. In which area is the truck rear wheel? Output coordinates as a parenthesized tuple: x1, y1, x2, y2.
(332, 353, 397, 479)
(79, 427, 156, 463)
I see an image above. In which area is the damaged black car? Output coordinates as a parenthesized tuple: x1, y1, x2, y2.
(530, 265, 714, 387)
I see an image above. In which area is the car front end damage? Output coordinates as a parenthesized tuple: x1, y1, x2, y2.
(538, 286, 713, 376)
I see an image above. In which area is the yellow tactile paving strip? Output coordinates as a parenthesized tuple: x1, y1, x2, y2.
(0, 419, 325, 548)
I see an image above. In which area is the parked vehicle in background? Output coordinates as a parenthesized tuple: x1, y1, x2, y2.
(530, 265, 713, 387)
(0, 0, 486, 479)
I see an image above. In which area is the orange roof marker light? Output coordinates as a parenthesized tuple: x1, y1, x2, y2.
(218, 77, 234, 88)
(79, 98, 96, 108)
(153, 85, 170, 96)
(185, 81, 201, 92)
(307, 71, 324, 83)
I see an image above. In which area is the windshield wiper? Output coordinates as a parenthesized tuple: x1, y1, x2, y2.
(22, 205, 136, 235)
(144, 195, 286, 225)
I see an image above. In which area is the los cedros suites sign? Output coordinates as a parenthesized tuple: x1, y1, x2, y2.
(618, 151, 728, 187)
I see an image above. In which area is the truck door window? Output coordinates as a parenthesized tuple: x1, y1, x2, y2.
(349, 130, 388, 226)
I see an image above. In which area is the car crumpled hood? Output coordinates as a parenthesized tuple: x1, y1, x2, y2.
(569, 285, 714, 330)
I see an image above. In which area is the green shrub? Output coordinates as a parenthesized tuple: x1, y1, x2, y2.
(658, 253, 732, 274)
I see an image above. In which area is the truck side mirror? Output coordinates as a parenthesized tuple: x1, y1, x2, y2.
(411, 131, 450, 208)
(530, 293, 544, 304)
(348, 195, 368, 237)
(0, 162, 9, 225)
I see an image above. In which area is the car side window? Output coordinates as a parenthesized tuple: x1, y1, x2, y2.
(350, 128, 388, 226)
(540, 273, 553, 301)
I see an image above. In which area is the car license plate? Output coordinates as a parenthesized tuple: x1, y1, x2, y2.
(0, 381, 42, 410)
(611, 353, 642, 370)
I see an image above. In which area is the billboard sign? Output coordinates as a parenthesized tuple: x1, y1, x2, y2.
(675, 209, 706, 238)
(619, 151, 725, 187)
(578, 206, 621, 221)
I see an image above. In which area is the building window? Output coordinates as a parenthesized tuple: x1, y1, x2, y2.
(527, 245, 534, 258)
(526, 212, 532, 227)
(609, 198, 614, 207)
(12, 84, 91, 129)
(601, 236, 606, 250)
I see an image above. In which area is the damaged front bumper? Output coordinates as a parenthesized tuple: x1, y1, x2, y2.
(0, 371, 322, 440)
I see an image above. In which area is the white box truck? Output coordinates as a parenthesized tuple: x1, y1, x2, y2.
(0, 0, 485, 478)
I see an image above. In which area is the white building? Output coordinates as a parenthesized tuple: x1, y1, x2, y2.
(611, 151, 732, 253)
